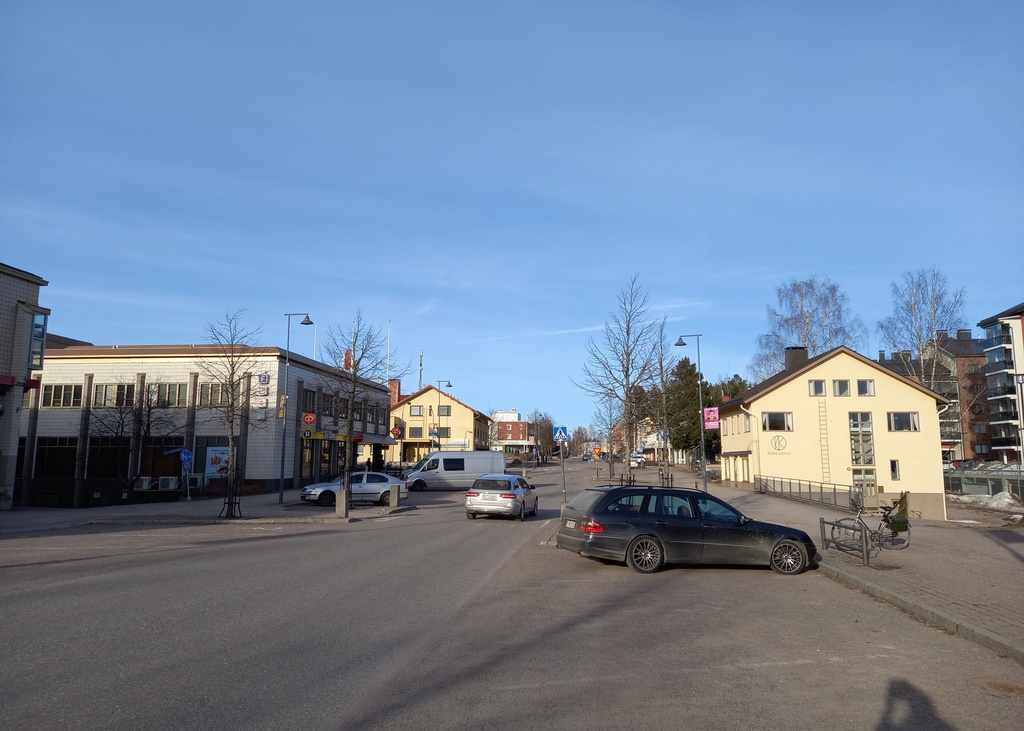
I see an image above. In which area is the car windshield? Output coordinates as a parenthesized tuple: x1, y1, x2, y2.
(473, 479, 511, 491)
(564, 489, 607, 513)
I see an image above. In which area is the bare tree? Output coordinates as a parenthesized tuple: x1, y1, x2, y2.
(196, 310, 263, 518)
(530, 411, 556, 463)
(318, 310, 407, 502)
(570, 425, 590, 458)
(573, 273, 658, 477)
(651, 316, 678, 466)
(590, 396, 623, 477)
(877, 268, 967, 389)
(749, 276, 865, 381)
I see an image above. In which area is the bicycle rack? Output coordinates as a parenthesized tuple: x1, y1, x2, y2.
(820, 517, 871, 565)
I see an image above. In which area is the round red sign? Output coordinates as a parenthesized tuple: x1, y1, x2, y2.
(302, 413, 315, 425)
(390, 427, 400, 437)
(354, 433, 364, 443)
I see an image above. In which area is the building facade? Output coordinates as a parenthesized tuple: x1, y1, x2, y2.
(1, 263, 49, 509)
(16, 344, 391, 507)
(718, 346, 948, 520)
(491, 408, 533, 454)
(978, 302, 1024, 465)
(388, 384, 491, 465)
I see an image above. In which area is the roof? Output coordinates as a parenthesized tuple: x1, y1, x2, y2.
(0, 262, 48, 287)
(978, 301, 1024, 328)
(719, 345, 949, 411)
(392, 384, 492, 422)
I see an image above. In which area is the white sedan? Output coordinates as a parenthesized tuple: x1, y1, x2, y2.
(465, 473, 539, 521)
(300, 471, 409, 507)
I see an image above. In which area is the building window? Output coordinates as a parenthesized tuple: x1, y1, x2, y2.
(975, 444, 990, 455)
(852, 468, 877, 497)
(849, 412, 874, 465)
(29, 310, 47, 369)
(438, 427, 451, 438)
(321, 393, 336, 416)
(409, 427, 423, 438)
(808, 380, 825, 397)
(302, 389, 316, 413)
(887, 412, 920, 432)
(761, 412, 793, 431)
(971, 424, 987, 434)
(439, 405, 451, 417)
(199, 383, 237, 406)
(410, 405, 423, 417)
(94, 384, 135, 408)
(34, 436, 78, 478)
(42, 384, 82, 408)
(833, 380, 851, 397)
(857, 379, 875, 396)
(744, 414, 751, 432)
(890, 460, 900, 480)
(150, 383, 187, 408)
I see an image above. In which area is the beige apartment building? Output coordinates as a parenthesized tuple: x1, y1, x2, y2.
(388, 384, 491, 465)
(719, 346, 948, 520)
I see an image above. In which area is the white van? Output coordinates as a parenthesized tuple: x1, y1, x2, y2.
(403, 450, 506, 491)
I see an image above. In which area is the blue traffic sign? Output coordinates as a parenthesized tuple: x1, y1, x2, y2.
(553, 426, 568, 441)
(180, 450, 193, 465)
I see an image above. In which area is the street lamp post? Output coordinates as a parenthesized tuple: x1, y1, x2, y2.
(675, 335, 708, 492)
(278, 312, 313, 505)
(436, 380, 452, 450)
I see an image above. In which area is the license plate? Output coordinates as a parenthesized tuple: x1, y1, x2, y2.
(565, 520, 576, 529)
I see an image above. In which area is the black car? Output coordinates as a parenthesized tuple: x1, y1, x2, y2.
(555, 486, 817, 575)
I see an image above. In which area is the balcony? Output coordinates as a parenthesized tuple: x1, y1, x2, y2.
(982, 334, 1013, 349)
(989, 409, 1020, 424)
(991, 436, 1022, 449)
(984, 359, 1015, 374)
(987, 384, 1017, 398)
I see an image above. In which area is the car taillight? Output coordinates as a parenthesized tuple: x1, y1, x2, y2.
(466, 491, 480, 497)
(500, 493, 516, 499)
(579, 519, 605, 534)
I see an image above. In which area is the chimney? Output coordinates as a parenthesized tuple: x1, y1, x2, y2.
(784, 346, 808, 371)
(957, 329, 972, 340)
(388, 378, 401, 407)
(878, 350, 887, 363)
(935, 329, 948, 341)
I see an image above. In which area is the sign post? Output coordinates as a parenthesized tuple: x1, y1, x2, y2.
(180, 449, 193, 501)
(553, 426, 568, 504)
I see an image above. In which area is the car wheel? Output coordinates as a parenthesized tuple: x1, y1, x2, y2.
(531, 498, 538, 516)
(317, 491, 335, 507)
(411, 481, 426, 492)
(514, 502, 525, 521)
(466, 512, 475, 520)
(770, 539, 808, 575)
(626, 536, 664, 574)
(377, 492, 390, 506)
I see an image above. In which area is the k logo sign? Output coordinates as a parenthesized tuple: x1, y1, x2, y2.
(771, 436, 787, 451)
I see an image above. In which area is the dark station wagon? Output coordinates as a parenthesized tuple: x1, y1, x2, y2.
(555, 486, 817, 575)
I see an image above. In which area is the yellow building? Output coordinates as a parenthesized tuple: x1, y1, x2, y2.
(388, 385, 492, 465)
(719, 347, 948, 520)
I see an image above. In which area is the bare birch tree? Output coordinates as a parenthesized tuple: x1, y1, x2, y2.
(573, 273, 658, 478)
(196, 310, 263, 518)
(876, 267, 967, 389)
(749, 276, 865, 381)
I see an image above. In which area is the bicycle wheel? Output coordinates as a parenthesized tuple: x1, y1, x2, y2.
(879, 523, 911, 550)
(831, 518, 861, 545)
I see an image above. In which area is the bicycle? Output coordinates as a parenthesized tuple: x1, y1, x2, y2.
(830, 497, 911, 551)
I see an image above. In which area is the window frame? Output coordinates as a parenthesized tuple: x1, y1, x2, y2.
(887, 412, 920, 432)
(808, 379, 826, 397)
(857, 379, 875, 397)
(833, 379, 851, 397)
(761, 412, 793, 432)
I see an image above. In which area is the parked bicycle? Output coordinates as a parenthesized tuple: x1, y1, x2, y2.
(830, 496, 911, 551)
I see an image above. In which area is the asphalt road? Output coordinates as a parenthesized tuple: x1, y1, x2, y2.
(2, 461, 1022, 730)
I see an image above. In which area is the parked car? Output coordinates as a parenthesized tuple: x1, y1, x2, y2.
(300, 471, 409, 507)
(403, 450, 506, 491)
(465, 474, 539, 521)
(555, 485, 817, 575)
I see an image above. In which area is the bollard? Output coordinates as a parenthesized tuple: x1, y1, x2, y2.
(389, 484, 399, 507)
(335, 487, 349, 518)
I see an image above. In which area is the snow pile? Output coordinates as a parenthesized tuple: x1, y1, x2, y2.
(948, 490, 1023, 515)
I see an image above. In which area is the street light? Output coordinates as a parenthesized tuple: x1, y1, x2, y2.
(279, 312, 313, 505)
(675, 335, 708, 492)
(436, 380, 452, 450)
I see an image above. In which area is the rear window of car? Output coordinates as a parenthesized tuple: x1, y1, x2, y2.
(473, 478, 511, 491)
(564, 489, 609, 513)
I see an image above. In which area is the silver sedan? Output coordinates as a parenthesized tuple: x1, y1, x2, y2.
(300, 471, 409, 507)
(466, 474, 538, 521)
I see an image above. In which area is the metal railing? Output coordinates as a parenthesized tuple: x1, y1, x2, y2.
(819, 517, 871, 565)
(755, 475, 858, 511)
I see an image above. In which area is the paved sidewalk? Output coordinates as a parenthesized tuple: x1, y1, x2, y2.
(3, 480, 1022, 666)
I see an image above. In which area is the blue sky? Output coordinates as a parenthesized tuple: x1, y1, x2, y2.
(2, 1, 1021, 430)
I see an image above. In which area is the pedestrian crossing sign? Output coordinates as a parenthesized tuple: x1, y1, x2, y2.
(553, 426, 568, 441)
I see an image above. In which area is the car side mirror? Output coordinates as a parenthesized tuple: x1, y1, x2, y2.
(740, 515, 750, 525)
